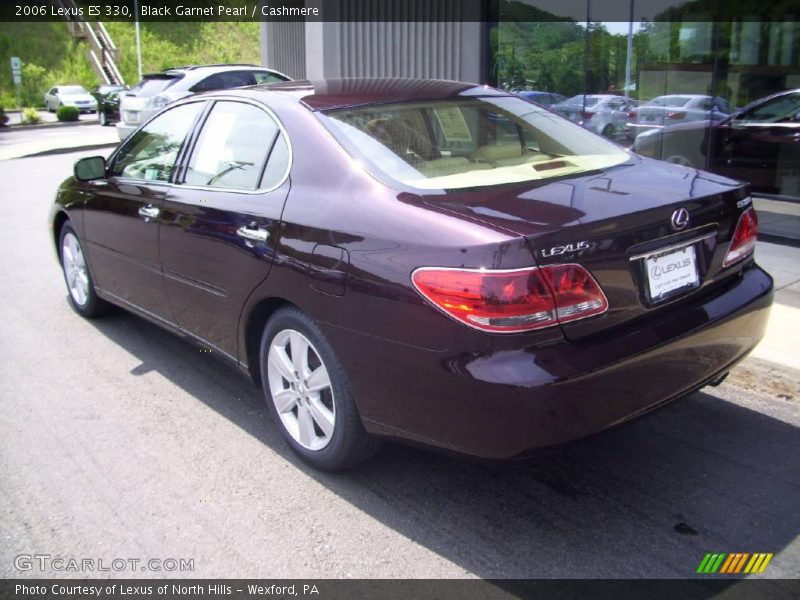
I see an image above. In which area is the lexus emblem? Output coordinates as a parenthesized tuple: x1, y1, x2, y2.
(670, 208, 690, 231)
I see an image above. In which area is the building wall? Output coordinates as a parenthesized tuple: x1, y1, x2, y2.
(260, 1, 485, 82)
(260, 20, 307, 79)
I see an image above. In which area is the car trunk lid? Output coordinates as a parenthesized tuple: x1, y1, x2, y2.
(419, 158, 750, 340)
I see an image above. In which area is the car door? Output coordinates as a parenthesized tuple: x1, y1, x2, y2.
(711, 92, 800, 195)
(159, 99, 291, 358)
(45, 87, 57, 110)
(81, 101, 206, 323)
(605, 97, 630, 131)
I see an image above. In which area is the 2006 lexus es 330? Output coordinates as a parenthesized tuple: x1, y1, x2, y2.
(50, 79, 773, 470)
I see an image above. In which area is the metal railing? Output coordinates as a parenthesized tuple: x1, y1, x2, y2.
(51, 0, 125, 86)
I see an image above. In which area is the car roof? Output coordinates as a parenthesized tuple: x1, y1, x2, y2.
(163, 63, 261, 72)
(143, 64, 284, 79)
(243, 78, 512, 110)
(652, 94, 710, 99)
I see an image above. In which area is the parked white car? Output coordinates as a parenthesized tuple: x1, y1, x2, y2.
(551, 94, 637, 138)
(629, 94, 732, 136)
(43, 86, 97, 113)
(116, 64, 291, 140)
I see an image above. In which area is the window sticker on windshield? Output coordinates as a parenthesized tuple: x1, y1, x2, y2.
(433, 107, 472, 143)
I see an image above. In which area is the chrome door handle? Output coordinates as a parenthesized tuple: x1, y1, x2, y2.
(138, 205, 160, 219)
(236, 224, 269, 243)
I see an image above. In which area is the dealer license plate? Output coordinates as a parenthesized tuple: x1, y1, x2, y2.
(645, 245, 699, 302)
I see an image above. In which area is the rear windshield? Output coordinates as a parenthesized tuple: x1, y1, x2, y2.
(130, 75, 182, 96)
(320, 96, 630, 191)
(648, 96, 692, 107)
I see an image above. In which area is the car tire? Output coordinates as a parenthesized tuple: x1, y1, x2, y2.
(602, 124, 616, 139)
(59, 222, 112, 318)
(259, 307, 382, 471)
(98, 110, 107, 126)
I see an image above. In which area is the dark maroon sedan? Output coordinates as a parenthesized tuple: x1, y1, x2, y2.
(50, 79, 773, 470)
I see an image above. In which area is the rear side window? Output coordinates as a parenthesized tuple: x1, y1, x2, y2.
(191, 71, 256, 93)
(184, 101, 287, 191)
(254, 71, 289, 85)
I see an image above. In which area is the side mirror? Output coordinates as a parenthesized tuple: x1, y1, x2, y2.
(74, 156, 107, 181)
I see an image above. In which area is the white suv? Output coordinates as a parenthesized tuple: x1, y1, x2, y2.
(116, 64, 291, 140)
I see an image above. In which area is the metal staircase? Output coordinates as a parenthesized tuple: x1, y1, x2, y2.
(50, 0, 125, 86)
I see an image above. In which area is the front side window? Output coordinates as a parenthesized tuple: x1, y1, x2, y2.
(321, 96, 630, 191)
(184, 101, 284, 190)
(109, 102, 203, 182)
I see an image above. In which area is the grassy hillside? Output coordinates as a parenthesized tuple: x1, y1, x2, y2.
(0, 21, 261, 109)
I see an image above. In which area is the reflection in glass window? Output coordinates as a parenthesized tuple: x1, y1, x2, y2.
(185, 101, 279, 190)
(734, 93, 800, 124)
(110, 102, 203, 182)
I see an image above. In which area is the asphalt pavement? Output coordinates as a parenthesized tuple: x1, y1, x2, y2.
(0, 149, 798, 582)
(0, 122, 118, 161)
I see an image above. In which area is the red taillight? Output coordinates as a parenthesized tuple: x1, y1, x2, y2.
(411, 265, 608, 333)
(540, 264, 609, 323)
(628, 110, 637, 119)
(724, 207, 758, 267)
(665, 111, 686, 120)
(581, 111, 594, 121)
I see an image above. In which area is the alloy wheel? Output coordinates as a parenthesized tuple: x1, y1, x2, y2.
(61, 232, 89, 307)
(267, 329, 336, 451)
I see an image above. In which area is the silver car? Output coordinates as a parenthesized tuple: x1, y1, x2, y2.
(116, 64, 291, 140)
(629, 94, 732, 137)
(43, 85, 97, 114)
(551, 94, 637, 138)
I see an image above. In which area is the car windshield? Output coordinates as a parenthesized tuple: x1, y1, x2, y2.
(61, 86, 88, 95)
(562, 95, 601, 107)
(320, 96, 630, 191)
(130, 75, 181, 96)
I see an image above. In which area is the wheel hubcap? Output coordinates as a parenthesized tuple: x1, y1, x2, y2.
(267, 329, 335, 451)
(62, 232, 89, 307)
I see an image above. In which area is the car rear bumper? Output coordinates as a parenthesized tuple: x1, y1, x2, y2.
(322, 264, 773, 459)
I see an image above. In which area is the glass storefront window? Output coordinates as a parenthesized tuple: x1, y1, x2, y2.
(489, 1, 800, 200)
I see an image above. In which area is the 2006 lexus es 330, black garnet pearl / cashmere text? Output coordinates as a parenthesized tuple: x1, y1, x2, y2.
(50, 79, 773, 470)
